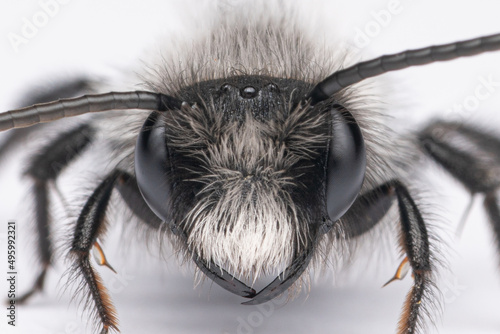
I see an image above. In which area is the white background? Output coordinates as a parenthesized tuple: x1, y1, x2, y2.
(1, 1, 500, 333)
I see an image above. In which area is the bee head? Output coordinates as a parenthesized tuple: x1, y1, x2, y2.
(135, 75, 366, 302)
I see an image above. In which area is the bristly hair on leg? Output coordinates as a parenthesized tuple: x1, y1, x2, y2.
(396, 184, 444, 334)
(63, 252, 119, 334)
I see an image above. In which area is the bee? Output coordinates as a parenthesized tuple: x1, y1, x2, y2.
(1, 1, 500, 334)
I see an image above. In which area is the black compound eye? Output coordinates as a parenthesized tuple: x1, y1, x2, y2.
(326, 107, 366, 222)
(135, 112, 172, 222)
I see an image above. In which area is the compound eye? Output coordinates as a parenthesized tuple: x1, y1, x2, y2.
(135, 112, 172, 222)
(326, 107, 366, 222)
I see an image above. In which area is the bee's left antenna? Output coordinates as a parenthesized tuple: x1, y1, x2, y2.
(308, 32, 500, 105)
(0, 91, 184, 131)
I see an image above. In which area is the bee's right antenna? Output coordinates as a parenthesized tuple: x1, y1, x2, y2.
(308, 32, 500, 105)
(0, 91, 184, 132)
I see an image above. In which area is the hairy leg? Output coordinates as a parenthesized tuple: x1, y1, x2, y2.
(342, 180, 433, 334)
(18, 123, 94, 302)
(0, 78, 92, 158)
(419, 121, 500, 252)
(68, 170, 257, 333)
